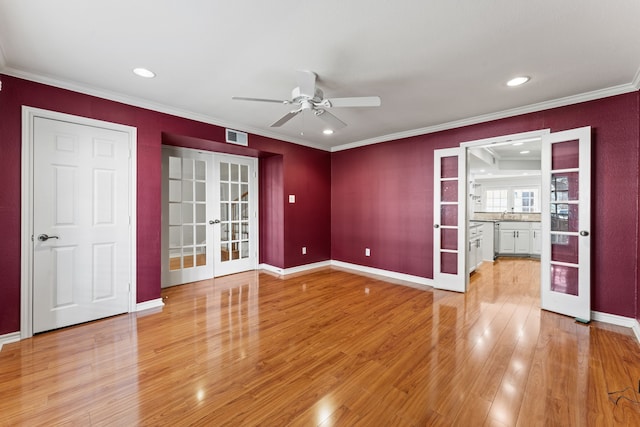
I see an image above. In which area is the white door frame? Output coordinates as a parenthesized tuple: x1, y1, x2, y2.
(459, 129, 551, 290)
(20, 107, 137, 339)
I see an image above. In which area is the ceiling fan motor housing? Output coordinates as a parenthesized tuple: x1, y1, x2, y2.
(291, 86, 324, 105)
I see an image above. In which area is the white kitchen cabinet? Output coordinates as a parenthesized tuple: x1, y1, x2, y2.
(514, 229, 530, 254)
(497, 222, 539, 256)
(499, 229, 516, 253)
(469, 222, 484, 273)
(480, 222, 495, 261)
(531, 223, 541, 255)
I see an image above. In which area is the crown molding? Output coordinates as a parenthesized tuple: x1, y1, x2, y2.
(0, 43, 6, 70)
(0, 67, 331, 152)
(331, 81, 640, 152)
(3, 65, 638, 154)
(632, 66, 640, 90)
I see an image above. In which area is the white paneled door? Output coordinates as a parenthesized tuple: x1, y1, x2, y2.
(540, 126, 591, 321)
(32, 117, 132, 333)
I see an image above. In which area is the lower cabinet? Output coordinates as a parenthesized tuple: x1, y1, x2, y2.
(469, 222, 484, 273)
(531, 223, 541, 255)
(497, 222, 540, 256)
(468, 237, 483, 273)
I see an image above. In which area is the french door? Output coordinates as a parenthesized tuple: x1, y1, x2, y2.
(540, 126, 591, 321)
(433, 147, 467, 292)
(212, 155, 258, 277)
(162, 147, 214, 286)
(162, 148, 257, 287)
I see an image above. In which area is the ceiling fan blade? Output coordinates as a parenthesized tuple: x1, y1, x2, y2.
(270, 110, 301, 127)
(326, 96, 381, 108)
(232, 96, 287, 104)
(296, 70, 317, 98)
(315, 109, 347, 130)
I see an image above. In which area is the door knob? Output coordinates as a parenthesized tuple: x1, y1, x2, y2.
(38, 234, 59, 242)
(209, 219, 221, 225)
(579, 230, 589, 236)
(433, 224, 440, 229)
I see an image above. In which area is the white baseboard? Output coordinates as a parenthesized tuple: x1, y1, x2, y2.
(330, 260, 434, 288)
(592, 311, 640, 343)
(259, 260, 433, 289)
(0, 331, 21, 352)
(259, 261, 332, 276)
(136, 298, 165, 312)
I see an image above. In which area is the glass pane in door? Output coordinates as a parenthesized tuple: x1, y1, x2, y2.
(551, 264, 578, 296)
(551, 139, 579, 170)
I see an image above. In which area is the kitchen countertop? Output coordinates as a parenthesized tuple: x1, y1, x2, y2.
(472, 219, 541, 223)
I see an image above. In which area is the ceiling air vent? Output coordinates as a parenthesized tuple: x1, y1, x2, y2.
(225, 129, 248, 146)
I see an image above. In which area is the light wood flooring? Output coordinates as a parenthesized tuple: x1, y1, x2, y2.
(1, 258, 639, 426)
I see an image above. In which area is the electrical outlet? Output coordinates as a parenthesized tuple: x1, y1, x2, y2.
(365, 248, 371, 256)
(302, 246, 306, 255)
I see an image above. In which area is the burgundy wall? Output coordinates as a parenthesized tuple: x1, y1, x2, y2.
(260, 155, 284, 268)
(0, 72, 637, 333)
(0, 74, 331, 335)
(332, 92, 640, 319)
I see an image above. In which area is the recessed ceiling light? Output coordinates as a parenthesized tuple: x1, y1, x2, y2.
(520, 150, 530, 154)
(480, 169, 486, 173)
(512, 142, 524, 146)
(133, 67, 156, 78)
(507, 76, 530, 87)
(323, 129, 334, 135)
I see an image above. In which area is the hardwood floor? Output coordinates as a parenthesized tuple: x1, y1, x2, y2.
(1, 258, 639, 426)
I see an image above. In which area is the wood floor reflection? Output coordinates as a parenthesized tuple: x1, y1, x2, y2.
(1, 258, 639, 426)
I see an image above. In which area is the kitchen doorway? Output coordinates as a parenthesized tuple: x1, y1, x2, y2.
(461, 127, 593, 321)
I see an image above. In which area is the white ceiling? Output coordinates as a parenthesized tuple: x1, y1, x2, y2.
(1, 1, 639, 152)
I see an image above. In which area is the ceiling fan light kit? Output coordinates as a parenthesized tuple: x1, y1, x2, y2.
(232, 70, 381, 133)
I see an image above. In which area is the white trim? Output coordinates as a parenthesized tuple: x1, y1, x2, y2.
(0, 332, 21, 352)
(591, 311, 640, 344)
(330, 261, 434, 287)
(632, 66, 640, 90)
(20, 107, 137, 339)
(259, 261, 332, 276)
(260, 260, 433, 288)
(4, 66, 639, 154)
(0, 44, 6, 70)
(1, 67, 329, 152)
(331, 84, 637, 152)
(136, 298, 165, 312)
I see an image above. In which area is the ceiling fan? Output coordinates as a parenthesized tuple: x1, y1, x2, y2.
(232, 70, 381, 130)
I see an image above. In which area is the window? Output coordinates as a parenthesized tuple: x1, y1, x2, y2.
(481, 184, 541, 212)
(485, 189, 508, 212)
(514, 188, 539, 212)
